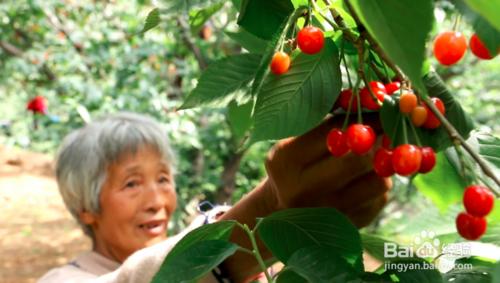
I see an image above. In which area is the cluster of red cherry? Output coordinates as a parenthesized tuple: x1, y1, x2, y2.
(26, 95, 48, 115)
(327, 81, 443, 178)
(266, 24, 497, 242)
(457, 185, 495, 240)
(434, 32, 498, 66)
(269, 26, 325, 75)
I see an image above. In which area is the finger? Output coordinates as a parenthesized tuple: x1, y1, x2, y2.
(270, 112, 382, 168)
(297, 152, 376, 197)
(334, 172, 392, 213)
(346, 194, 387, 228)
(308, 171, 390, 213)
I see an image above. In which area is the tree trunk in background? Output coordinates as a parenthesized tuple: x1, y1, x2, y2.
(215, 151, 245, 204)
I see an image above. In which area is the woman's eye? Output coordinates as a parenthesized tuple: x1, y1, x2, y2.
(159, 176, 170, 184)
(125, 181, 139, 188)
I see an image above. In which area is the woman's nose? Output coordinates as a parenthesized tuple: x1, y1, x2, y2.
(143, 181, 168, 212)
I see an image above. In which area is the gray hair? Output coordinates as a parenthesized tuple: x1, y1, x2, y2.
(55, 112, 176, 239)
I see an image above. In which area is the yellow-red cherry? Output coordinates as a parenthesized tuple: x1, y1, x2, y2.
(270, 51, 291, 75)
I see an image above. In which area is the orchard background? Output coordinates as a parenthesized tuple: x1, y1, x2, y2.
(0, 0, 500, 282)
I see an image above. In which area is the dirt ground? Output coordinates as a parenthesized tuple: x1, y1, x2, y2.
(0, 146, 91, 283)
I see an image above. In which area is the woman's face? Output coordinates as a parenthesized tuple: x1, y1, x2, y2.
(82, 145, 177, 262)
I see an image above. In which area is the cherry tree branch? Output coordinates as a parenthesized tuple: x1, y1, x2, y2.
(320, 0, 500, 190)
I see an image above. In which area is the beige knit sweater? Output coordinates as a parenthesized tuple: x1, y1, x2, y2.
(38, 208, 229, 283)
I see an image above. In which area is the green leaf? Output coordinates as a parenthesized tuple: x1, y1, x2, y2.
(227, 99, 253, 139)
(286, 246, 360, 283)
(492, 261, 500, 283)
(361, 233, 401, 263)
(250, 7, 307, 97)
(167, 221, 237, 259)
(180, 54, 261, 109)
(152, 240, 238, 283)
(237, 0, 294, 40)
(251, 39, 341, 142)
(349, 0, 434, 92)
(477, 133, 500, 169)
(383, 259, 443, 283)
(152, 221, 238, 283)
(413, 152, 466, 213)
(276, 269, 308, 283)
(380, 71, 475, 151)
(140, 8, 160, 34)
(225, 28, 269, 54)
(189, 2, 224, 34)
(443, 266, 492, 283)
(464, 0, 500, 32)
(480, 221, 500, 246)
(453, 0, 500, 54)
(257, 208, 363, 268)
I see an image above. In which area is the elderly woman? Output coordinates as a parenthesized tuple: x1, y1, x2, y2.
(38, 112, 390, 283)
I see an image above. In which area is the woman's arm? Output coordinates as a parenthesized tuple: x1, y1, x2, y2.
(217, 115, 391, 282)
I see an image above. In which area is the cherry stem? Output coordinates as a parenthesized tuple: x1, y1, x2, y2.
(407, 116, 422, 146)
(401, 115, 409, 144)
(452, 14, 462, 32)
(308, 0, 313, 25)
(237, 221, 273, 283)
(421, 95, 500, 189)
(453, 142, 475, 186)
(324, 0, 500, 191)
(355, 79, 362, 124)
(312, 0, 340, 31)
(390, 114, 401, 148)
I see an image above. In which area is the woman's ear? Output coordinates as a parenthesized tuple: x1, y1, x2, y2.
(79, 211, 97, 225)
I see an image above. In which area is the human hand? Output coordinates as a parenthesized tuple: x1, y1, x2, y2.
(263, 114, 391, 227)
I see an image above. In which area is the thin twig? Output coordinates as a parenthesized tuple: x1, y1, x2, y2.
(421, 95, 500, 191)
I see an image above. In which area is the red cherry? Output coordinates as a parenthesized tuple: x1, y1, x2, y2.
(369, 81, 387, 93)
(338, 89, 358, 112)
(346, 124, 376, 155)
(433, 31, 467, 66)
(423, 97, 445, 129)
(270, 51, 291, 75)
(26, 96, 48, 114)
(297, 26, 325, 55)
(360, 82, 386, 110)
(360, 88, 385, 111)
(419, 147, 436, 174)
(456, 212, 487, 240)
(385, 82, 401, 95)
(326, 128, 350, 157)
(382, 134, 392, 149)
(463, 185, 495, 217)
(373, 148, 394, 177)
(392, 144, 422, 176)
(469, 34, 495, 60)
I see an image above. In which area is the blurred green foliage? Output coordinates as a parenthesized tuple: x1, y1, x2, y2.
(0, 0, 498, 235)
(0, 0, 269, 232)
